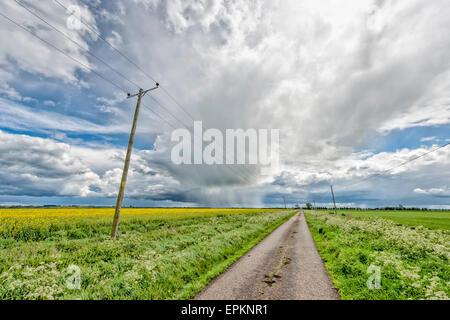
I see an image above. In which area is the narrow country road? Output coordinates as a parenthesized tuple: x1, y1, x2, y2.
(195, 211, 340, 300)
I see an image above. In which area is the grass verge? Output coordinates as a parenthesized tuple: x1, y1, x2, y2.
(305, 210, 449, 300)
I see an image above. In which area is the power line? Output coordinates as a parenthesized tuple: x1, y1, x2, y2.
(1, 9, 181, 139)
(14, 0, 140, 91)
(145, 94, 191, 130)
(339, 143, 450, 189)
(51, 0, 259, 185)
(0, 8, 225, 216)
(2, 5, 255, 186)
(12, 1, 443, 196)
(1, 6, 181, 132)
(52, 0, 195, 122)
(53, 0, 158, 84)
(160, 86, 195, 122)
(17, 0, 193, 134)
(141, 104, 177, 130)
(141, 96, 256, 185)
(0, 11, 127, 93)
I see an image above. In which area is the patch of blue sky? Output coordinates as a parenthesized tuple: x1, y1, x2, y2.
(0, 125, 156, 151)
(360, 124, 450, 154)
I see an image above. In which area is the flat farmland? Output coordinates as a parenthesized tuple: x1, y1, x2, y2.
(0, 208, 295, 300)
(305, 210, 450, 300)
(343, 210, 450, 230)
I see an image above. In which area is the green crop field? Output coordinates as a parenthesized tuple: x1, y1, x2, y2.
(0, 208, 295, 300)
(305, 210, 450, 300)
(330, 210, 450, 230)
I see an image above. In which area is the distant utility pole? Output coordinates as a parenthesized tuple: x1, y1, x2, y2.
(283, 196, 287, 209)
(110, 84, 159, 239)
(330, 185, 337, 215)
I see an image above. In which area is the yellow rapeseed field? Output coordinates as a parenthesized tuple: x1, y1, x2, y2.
(0, 207, 294, 299)
(0, 207, 278, 237)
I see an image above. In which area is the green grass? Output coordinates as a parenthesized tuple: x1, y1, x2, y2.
(344, 210, 450, 230)
(305, 210, 449, 300)
(0, 209, 295, 300)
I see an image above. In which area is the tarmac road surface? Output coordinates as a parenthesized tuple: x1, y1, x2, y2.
(195, 211, 340, 300)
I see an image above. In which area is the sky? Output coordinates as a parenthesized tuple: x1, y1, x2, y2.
(0, 0, 449, 208)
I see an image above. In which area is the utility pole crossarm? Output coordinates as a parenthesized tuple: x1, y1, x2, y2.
(127, 83, 159, 99)
(110, 85, 159, 239)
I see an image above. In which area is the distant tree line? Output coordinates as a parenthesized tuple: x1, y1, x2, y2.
(302, 205, 447, 212)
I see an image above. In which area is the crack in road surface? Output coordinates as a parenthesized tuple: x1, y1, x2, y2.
(258, 246, 291, 299)
(195, 212, 340, 300)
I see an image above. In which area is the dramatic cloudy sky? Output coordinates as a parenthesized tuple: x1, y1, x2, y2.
(0, 0, 449, 208)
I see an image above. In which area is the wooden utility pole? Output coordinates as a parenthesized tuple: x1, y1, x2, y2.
(330, 185, 337, 215)
(283, 196, 287, 209)
(111, 85, 159, 239)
